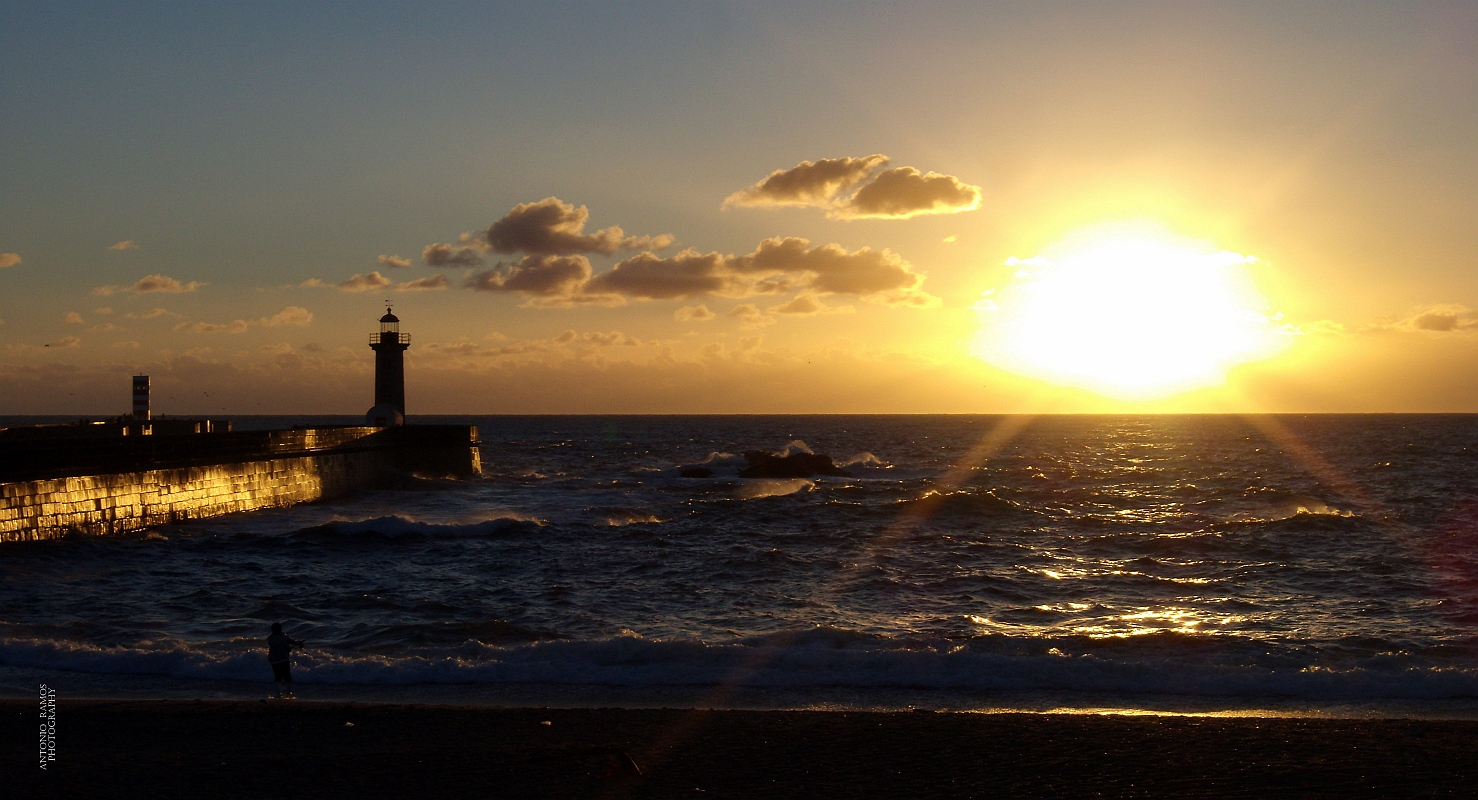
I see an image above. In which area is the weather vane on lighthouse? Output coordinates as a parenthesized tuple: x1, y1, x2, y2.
(366, 303, 410, 427)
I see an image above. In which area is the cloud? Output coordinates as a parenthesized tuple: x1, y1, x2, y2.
(260, 306, 313, 327)
(422, 243, 484, 267)
(108, 240, 140, 250)
(337, 272, 393, 293)
(112, 341, 140, 348)
(465, 255, 594, 297)
(94, 307, 113, 315)
(727, 304, 775, 328)
(585, 250, 736, 300)
(571, 330, 641, 347)
(177, 319, 250, 334)
(740, 237, 930, 298)
(421, 328, 642, 361)
(0, 253, 20, 268)
(724, 155, 888, 208)
(461, 236, 937, 307)
(92, 274, 205, 296)
(64, 312, 84, 325)
(724, 155, 980, 220)
(396, 275, 449, 292)
(175, 306, 311, 334)
(87, 323, 121, 332)
(584, 238, 931, 301)
(44, 336, 81, 348)
(304, 272, 445, 293)
(132, 275, 202, 293)
(769, 292, 854, 316)
(483, 197, 673, 255)
(1412, 309, 1478, 332)
(1292, 320, 1346, 335)
(378, 254, 412, 268)
(1370, 305, 1478, 333)
(838, 167, 981, 220)
(126, 307, 179, 320)
(675, 304, 716, 322)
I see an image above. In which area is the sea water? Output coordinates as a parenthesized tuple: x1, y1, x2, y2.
(2, 415, 1476, 717)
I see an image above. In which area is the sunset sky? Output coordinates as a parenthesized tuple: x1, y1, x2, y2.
(3, 2, 1477, 414)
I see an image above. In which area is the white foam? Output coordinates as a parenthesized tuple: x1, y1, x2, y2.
(737, 479, 814, 499)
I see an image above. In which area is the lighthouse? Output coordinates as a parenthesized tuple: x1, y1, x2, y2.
(366, 306, 410, 427)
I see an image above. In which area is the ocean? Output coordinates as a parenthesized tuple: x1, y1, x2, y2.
(2, 414, 1477, 717)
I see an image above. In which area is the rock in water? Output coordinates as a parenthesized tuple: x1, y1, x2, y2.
(738, 451, 850, 478)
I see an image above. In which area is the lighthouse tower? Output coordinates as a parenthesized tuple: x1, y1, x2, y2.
(366, 305, 410, 427)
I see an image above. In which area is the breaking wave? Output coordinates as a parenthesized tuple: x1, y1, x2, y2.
(3, 629, 1476, 700)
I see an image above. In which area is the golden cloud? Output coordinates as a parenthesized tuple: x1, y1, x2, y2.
(725, 155, 980, 220)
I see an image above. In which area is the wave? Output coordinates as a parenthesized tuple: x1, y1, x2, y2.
(895, 489, 1036, 517)
(840, 452, 888, 468)
(736, 479, 814, 500)
(5, 629, 1476, 700)
(588, 507, 665, 526)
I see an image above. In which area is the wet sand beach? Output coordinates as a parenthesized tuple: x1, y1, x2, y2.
(6, 700, 1477, 799)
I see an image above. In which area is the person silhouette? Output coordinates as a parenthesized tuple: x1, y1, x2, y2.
(266, 622, 305, 699)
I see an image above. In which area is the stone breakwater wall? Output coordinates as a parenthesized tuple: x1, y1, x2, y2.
(0, 426, 478, 543)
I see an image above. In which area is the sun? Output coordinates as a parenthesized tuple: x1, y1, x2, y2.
(970, 223, 1290, 400)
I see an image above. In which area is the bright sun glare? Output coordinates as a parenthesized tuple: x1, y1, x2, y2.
(971, 223, 1290, 400)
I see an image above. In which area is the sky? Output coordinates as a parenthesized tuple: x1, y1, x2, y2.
(2, 1, 1477, 415)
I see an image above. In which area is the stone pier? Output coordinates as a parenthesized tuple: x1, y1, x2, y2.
(0, 425, 479, 543)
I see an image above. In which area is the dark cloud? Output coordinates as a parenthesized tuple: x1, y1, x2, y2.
(735, 237, 927, 298)
(584, 251, 736, 300)
(465, 255, 594, 298)
(1370, 305, 1478, 333)
(1413, 311, 1478, 332)
(724, 155, 888, 208)
(461, 237, 936, 307)
(839, 167, 981, 219)
(422, 243, 484, 267)
(483, 197, 673, 256)
(133, 274, 203, 293)
(724, 155, 980, 220)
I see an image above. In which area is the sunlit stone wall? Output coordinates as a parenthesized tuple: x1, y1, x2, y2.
(0, 451, 385, 543)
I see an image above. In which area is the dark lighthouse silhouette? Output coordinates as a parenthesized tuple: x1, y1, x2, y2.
(367, 305, 411, 426)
